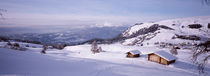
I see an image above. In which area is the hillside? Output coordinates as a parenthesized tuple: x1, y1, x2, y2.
(1, 42, 209, 76)
(120, 16, 210, 46)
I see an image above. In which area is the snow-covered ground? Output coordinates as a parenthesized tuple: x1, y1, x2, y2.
(1, 42, 210, 76)
(1, 16, 210, 76)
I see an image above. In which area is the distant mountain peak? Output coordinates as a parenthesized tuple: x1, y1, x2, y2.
(119, 16, 210, 46)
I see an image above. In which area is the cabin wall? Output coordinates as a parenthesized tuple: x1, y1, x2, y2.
(148, 53, 175, 65)
(160, 58, 168, 65)
(168, 60, 176, 64)
(148, 54, 160, 63)
(127, 52, 140, 58)
(127, 53, 133, 57)
(133, 54, 140, 57)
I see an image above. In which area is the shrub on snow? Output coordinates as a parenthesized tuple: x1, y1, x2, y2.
(41, 45, 47, 54)
(91, 40, 103, 54)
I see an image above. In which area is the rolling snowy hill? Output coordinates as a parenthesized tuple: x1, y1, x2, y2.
(1, 42, 209, 76)
(120, 16, 210, 46)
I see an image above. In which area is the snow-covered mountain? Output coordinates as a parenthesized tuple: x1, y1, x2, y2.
(119, 16, 210, 46)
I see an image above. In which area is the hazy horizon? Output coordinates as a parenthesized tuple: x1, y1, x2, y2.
(0, 0, 210, 28)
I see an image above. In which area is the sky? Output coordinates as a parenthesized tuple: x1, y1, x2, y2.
(0, 0, 210, 28)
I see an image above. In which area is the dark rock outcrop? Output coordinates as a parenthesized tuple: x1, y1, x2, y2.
(175, 34, 200, 40)
(188, 24, 202, 29)
(159, 25, 174, 30)
(134, 23, 143, 25)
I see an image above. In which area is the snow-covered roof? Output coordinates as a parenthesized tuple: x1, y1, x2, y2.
(129, 50, 141, 55)
(153, 51, 176, 61)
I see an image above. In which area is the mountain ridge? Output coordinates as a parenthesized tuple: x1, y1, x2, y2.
(83, 16, 210, 47)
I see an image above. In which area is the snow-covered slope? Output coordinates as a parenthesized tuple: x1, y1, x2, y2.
(1, 42, 210, 76)
(120, 16, 210, 46)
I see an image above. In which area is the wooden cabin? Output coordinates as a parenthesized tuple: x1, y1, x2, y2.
(126, 50, 141, 58)
(148, 51, 176, 65)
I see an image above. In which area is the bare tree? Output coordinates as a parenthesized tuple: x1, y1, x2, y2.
(91, 40, 99, 54)
(192, 41, 210, 74)
(41, 45, 47, 54)
(170, 46, 178, 55)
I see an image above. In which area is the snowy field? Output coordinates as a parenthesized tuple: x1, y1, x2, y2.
(1, 16, 210, 76)
(1, 42, 210, 76)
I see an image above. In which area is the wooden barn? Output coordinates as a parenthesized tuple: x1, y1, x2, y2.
(148, 51, 176, 65)
(126, 50, 141, 58)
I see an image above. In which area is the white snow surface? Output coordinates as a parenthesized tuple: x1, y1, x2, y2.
(153, 51, 177, 61)
(128, 50, 141, 55)
(1, 41, 210, 76)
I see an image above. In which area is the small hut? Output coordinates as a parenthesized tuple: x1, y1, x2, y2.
(126, 50, 141, 58)
(148, 51, 176, 65)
